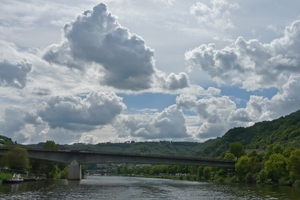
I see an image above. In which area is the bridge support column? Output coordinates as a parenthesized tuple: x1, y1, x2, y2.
(68, 160, 82, 180)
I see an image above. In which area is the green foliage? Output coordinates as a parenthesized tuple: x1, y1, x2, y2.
(287, 149, 300, 181)
(283, 147, 295, 158)
(257, 169, 268, 184)
(63, 141, 212, 157)
(1, 146, 29, 170)
(60, 167, 69, 179)
(197, 166, 204, 179)
(223, 153, 235, 160)
(202, 110, 300, 157)
(229, 142, 245, 158)
(235, 155, 252, 181)
(264, 153, 287, 183)
(0, 173, 13, 180)
(43, 140, 58, 150)
(293, 180, 300, 187)
(0, 135, 15, 146)
(245, 172, 255, 183)
(82, 165, 87, 178)
(203, 166, 212, 180)
(29, 140, 62, 179)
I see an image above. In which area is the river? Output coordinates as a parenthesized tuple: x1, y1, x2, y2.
(0, 176, 299, 199)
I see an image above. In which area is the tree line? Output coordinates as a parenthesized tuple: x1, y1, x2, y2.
(0, 141, 69, 179)
(116, 142, 300, 186)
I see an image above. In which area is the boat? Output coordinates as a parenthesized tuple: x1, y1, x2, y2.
(2, 174, 24, 184)
(23, 176, 46, 182)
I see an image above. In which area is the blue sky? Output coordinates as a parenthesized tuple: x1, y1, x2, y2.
(0, 0, 300, 144)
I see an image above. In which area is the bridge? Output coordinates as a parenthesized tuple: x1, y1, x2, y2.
(0, 147, 236, 180)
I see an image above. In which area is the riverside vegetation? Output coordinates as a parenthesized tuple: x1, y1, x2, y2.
(0, 109, 300, 186)
(0, 140, 86, 181)
(114, 142, 300, 187)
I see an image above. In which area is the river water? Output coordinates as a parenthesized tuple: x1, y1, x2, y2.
(0, 176, 299, 199)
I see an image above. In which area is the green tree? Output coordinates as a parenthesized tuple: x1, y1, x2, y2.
(224, 153, 235, 160)
(287, 149, 300, 181)
(60, 167, 69, 179)
(264, 144, 284, 161)
(229, 142, 245, 158)
(235, 155, 252, 181)
(81, 165, 87, 178)
(43, 140, 58, 150)
(197, 166, 204, 180)
(2, 147, 29, 170)
(203, 166, 212, 180)
(258, 169, 268, 184)
(283, 147, 295, 158)
(37, 140, 60, 178)
(264, 153, 287, 183)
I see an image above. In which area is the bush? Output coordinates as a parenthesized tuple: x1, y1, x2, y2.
(257, 169, 268, 184)
(278, 177, 292, 186)
(186, 174, 191, 181)
(292, 180, 300, 187)
(265, 179, 273, 185)
(230, 175, 238, 183)
(0, 173, 12, 180)
(245, 172, 255, 183)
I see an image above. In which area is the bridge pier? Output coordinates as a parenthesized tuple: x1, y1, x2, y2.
(68, 160, 82, 180)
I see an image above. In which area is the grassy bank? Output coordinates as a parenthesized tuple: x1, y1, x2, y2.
(0, 173, 12, 181)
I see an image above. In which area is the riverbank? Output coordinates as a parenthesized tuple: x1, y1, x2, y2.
(0, 172, 46, 184)
(116, 173, 300, 187)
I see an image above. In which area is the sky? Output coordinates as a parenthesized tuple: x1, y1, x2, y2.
(1, 0, 300, 145)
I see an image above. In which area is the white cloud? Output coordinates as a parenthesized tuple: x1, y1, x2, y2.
(190, 0, 239, 30)
(1, 1, 300, 145)
(38, 91, 126, 131)
(78, 134, 99, 144)
(43, 3, 156, 91)
(0, 91, 126, 143)
(156, 72, 189, 90)
(176, 94, 236, 139)
(175, 74, 300, 140)
(114, 105, 189, 140)
(185, 20, 300, 91)
(0, 41, 32, 88)
(43, 3, 189, 92)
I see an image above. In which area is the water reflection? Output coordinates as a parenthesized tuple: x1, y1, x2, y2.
(0, 176, 299, 199)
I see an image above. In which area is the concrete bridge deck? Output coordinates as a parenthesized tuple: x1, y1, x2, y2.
(0, 147, 235, 167)
(0, 147, 236, 180)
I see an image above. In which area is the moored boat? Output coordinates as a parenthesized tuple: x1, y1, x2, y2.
(2, 174, 24, 184)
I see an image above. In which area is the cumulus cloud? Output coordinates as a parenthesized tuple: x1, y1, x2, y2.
(0, 91, 127, 143)
(0, 106, 40, 142)
(78, 134, 99, 144)
(0, 107, 28, 136)
(186, 20, 300, 91)
(38, 91, 126, 131)
(43, 3, 156, 90)
(175, 74, 300, 139)
(114, 105, 189, 140)
(176, 94, 236, 139)
(155, 72, 189, 90)
(42, 3, 189, 91)
(243, 75, 300, 122)
(190, 0, 239, 30)
(0, 41, 32, 88)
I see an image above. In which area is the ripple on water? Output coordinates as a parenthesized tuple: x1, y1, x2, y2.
(0, 176, 298, 199)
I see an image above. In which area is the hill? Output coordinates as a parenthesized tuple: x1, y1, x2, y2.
(201, 109, 300, 157)
(0, 135, 15, 146)
(63, 141, 208, 157)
